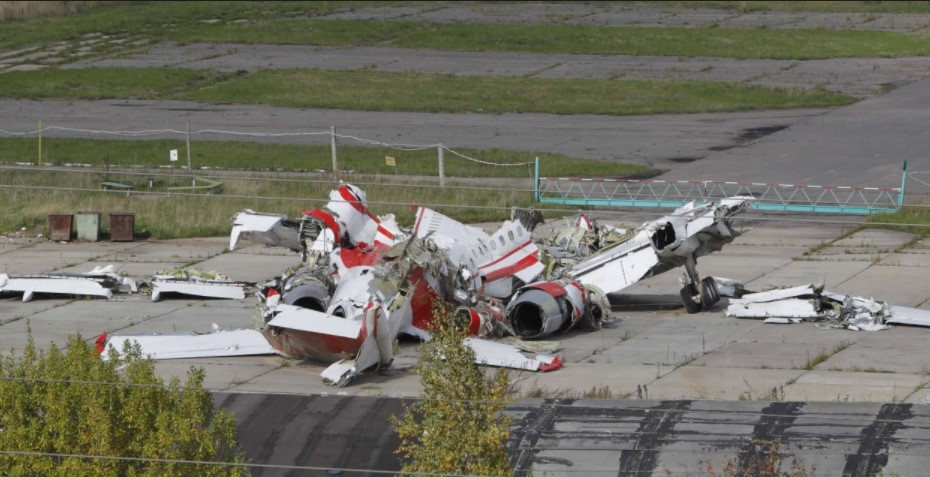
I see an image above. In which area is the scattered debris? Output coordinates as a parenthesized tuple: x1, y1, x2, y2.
(0, 265, 136, 302)
(223, 184, 753, 385)
(99, 325, 276, 360)
(150, 267, 247, 302)
(727, 283, 930, 331)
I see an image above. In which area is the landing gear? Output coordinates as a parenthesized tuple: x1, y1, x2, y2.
(680, 283, 702, 314)
(679, 257, 720, 313)
(699, 276, 720, 307)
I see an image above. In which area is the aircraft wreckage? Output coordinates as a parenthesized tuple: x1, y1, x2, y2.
(726, 283, 930, 331)
(94, 183, 754, 385)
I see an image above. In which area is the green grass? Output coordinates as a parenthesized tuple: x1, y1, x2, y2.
(391, 24, 930, 60)
(0, 137, 649, 179)
(4, 2, 930, 60)
(170, 18, 424, 46)
(171, 20, 930, 60)
(0, 67, 855, 115)
(0, 1, 374, 49)
(0, 68, 235, 100)
(865, 206, 930, 235)
(0, 169, 565, 239)
(665, 1, 930, 13)
(184, 69, 856, 114)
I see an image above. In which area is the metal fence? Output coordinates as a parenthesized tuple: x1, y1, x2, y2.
(534, 159, 908, 215)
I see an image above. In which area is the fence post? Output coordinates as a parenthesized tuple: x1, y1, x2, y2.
(186, 120, 194, 187)
(898, 160, 908, 208)
(331, 126, 339, 176)
(438, 143, 445, 189)
(37, 120, 42, 166)
(534, 156, 540, 201)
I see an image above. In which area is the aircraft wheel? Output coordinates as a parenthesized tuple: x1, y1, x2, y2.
(699, 277, 720, 307)
(680, 284, 702, 314)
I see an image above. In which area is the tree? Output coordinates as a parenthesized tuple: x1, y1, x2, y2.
(0, 331, 247, 476)
(391, 305, 513, 476)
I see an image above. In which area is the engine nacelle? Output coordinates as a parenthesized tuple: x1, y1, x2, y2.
(455, 303, 512, 338)
(506, 280, 587, 339)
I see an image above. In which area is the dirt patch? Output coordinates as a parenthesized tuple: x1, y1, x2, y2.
(739, 124, 789, 141)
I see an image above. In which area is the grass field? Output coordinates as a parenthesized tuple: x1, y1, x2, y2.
(2, 0, 927, 238)
(0, 67, 855, 115)
(0, 137, 650, 178)
(676, 1, 930, 13)
(3, 2, 930, 59)
(0, 168, 557, 239)
(0, 137, 644, 238)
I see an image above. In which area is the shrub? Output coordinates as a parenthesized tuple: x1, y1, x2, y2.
(391, 305, 513, 476)
(0, 331, 247, 476)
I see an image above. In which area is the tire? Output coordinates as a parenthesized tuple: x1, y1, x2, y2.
(699, 277, 720, 307)
(680, 284, 702, 314)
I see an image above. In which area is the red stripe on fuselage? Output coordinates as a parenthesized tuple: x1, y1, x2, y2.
(479, 240, 534, 269)
(481, 252, 540, 283)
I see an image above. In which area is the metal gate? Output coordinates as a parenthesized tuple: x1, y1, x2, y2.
(534, 160, 907, 215)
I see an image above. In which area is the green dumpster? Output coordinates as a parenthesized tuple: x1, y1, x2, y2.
(76, 212, 101, 242)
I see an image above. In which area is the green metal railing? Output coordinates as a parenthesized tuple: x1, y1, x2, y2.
(534, 158, 907, 215)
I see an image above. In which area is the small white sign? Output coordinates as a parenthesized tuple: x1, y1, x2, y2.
(169, 149, 178, 162)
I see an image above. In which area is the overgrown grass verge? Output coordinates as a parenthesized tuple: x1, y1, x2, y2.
(390, 23, 930, 60)
(0, 1, 371, 50)
(0, 137, 648, 178)
(182, 69, 855, 114)
(0, 67, 855, 115)
(864, 206, 930, 235)
(0, 68, 235, 100)
(5, 2, 930, 58)
(0, 168, 566, 239)
(664, 1, 930, 14)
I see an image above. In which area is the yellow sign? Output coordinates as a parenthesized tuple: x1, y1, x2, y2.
(385, 156, 396, 167)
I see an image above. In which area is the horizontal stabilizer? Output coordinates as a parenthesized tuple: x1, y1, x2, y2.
(101, 329, 277, 360)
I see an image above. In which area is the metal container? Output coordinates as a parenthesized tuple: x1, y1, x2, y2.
(48, 214, 73, 242)
(75, 212, 101, 242)
(109, 213, 135, 242)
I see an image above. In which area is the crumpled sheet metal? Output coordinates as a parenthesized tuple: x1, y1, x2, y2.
(0, 265, 137, 302)
(724, 283, 930, 332)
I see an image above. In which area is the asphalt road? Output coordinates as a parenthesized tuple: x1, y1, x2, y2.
(1, 4, 929, 189)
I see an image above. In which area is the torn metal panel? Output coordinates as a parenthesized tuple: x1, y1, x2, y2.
(100, 328, 277, 360)
(229, 210, 301, 252)
(0, 266, 136, 302)
(151, 279, 246, 301)
(730, 283, 903, 332)
(713, 277, 746, 298)
(726, 299, 822, 319)
(567, 239, 660, 295)
(763, 317, 803, 324)
(886, 305, 930, 327)
(0, 274, 115, 302)
(149, 267, 247, 301)
(464, 337, 562, 372)
(267, 305, 363, 339)
(728, 284, 821, 305)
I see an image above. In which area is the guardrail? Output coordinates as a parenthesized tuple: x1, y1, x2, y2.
(534, 159, 907, 215)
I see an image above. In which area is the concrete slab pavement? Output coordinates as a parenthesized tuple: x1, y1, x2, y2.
(3, 219, 930, 405)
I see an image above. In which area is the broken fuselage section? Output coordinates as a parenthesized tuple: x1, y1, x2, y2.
(229, 183, 752, 384)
